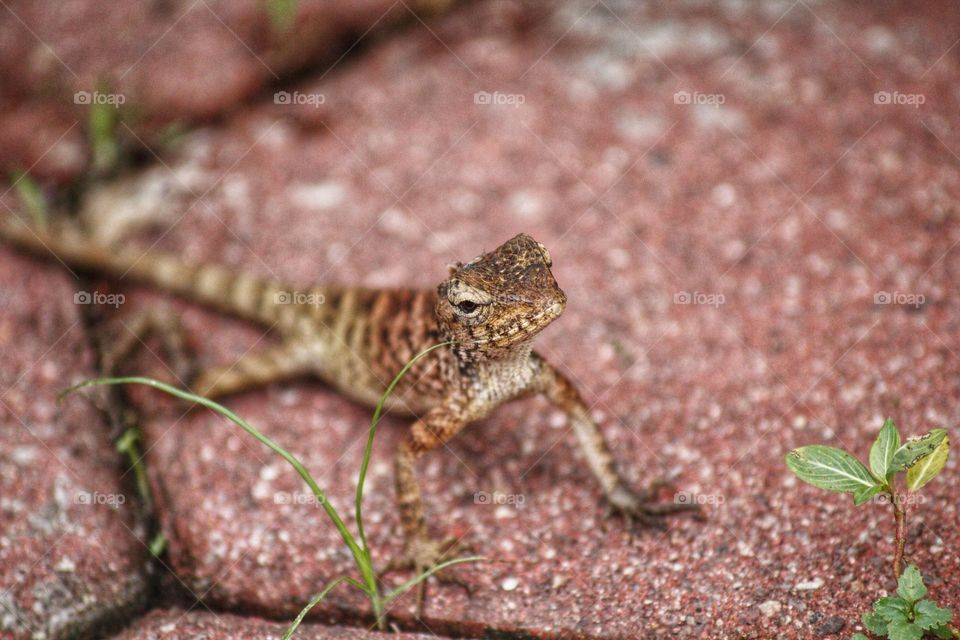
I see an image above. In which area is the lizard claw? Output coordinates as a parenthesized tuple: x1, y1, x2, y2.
(383, 535, 473, 618)
(605, 479, 702, 530)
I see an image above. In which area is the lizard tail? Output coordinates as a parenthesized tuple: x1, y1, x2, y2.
(0, 219, 303, 326)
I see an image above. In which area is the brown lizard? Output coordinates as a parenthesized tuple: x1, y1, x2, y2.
(0, 219, 700, 611)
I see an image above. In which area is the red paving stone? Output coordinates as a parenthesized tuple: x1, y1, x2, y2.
(0, 248, 151, 639)
(0, 0, 444, 183)
(112, 608, 443, 639)
(2, 0, 960, 639)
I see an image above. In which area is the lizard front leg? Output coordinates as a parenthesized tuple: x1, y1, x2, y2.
(392, 398, 473, 615)
(532, 355, 700, 526)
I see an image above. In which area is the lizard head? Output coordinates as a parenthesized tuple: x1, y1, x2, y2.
(436, 233, 566, 362)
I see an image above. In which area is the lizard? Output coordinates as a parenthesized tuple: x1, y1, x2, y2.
(0, 218, 700, 612)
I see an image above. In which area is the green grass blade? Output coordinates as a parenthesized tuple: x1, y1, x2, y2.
(59, 377, 369, 578)
(354, 342, 452, 561)
(282, 575, 365, 640)
(11, 170, 48, 229)
(383, 555, 485, 605)
(89, 97, 119, 174)
(115, 426, 153, 508)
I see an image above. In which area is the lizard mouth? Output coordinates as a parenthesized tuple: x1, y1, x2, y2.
(470, 296, 565, 346)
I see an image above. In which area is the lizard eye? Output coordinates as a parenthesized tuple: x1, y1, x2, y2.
(456, 300, 479, 314)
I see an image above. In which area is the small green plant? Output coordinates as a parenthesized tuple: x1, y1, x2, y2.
(115, 427, 151, 509)
(115, 426, 167, 558)
(785, 418, 956, 640)
(853, 564, 953, 640)
(61, 343, 482, 634)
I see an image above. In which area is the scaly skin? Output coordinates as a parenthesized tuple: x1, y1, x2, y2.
(0, 220, 699, 613)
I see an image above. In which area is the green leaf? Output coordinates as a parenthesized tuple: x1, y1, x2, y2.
(889, 429, 948, 475)
(897, 565, 927, 603)
(915, 599, 953, 630)
(849, 634, 870, 640)
(383, 555, 486, 604)
(875, 596, 911, 622)
(906, 435, 949, 492)
(853, 483, 885, 505)
(870, 417, 901, 480)
(785, 445, 876, 493)
(887, 620, 923, 640)
(863, 609, 890, 634)
(931, 624, 954, 639)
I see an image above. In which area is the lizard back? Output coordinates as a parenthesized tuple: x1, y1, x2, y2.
(0, 220, 457, 413)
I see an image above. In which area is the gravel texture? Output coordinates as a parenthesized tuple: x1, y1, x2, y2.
(1, 0, 959, 638)
(112, 608, 443, 639)
(0, 0, 449, 183)
(0, 248, 150, 639)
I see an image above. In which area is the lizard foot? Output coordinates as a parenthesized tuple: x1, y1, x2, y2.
(605, 479, 702, 530)
(383, 535, 473, 617)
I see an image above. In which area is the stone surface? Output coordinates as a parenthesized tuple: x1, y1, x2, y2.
(71, 0, 960, 638)
(3, 0, 960, 638)
(0, 247, 151, 639)
(0, 0, 448, 183)
(111, 609, 442, 640)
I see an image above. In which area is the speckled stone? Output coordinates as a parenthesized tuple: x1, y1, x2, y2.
(0, 0, 446, 183)
(0, 248, 150, 639)
(5, 0, 960, 638)
(111, 609, 443, 640)
(76, 0, 960, 637)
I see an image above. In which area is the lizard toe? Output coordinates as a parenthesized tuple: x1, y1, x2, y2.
(388, 535, 474, 618)
(607, 483, 702, 530)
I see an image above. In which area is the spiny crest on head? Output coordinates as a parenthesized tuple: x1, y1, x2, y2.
(436, 233, 566, 362)
(452, 234, 554, 302)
